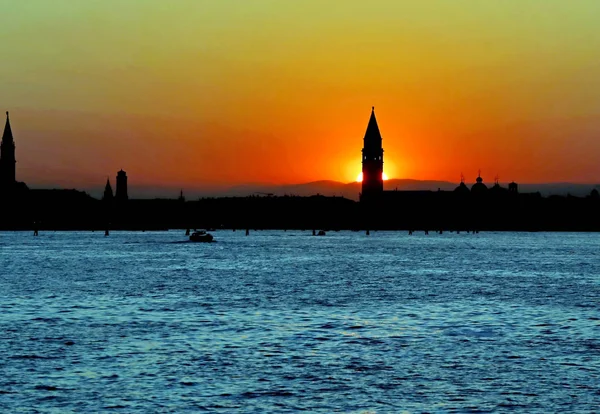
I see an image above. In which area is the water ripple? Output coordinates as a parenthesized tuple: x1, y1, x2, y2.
(1, 230, 599, 412)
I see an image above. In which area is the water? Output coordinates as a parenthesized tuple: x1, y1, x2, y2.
(1, 231, 599, 412)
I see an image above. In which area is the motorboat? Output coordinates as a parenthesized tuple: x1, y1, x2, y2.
(189, 230, 214, 243)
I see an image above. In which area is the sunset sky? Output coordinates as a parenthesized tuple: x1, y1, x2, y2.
(1, 0, 600, 191)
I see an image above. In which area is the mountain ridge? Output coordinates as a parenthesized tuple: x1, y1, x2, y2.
(31, 179, 599, 201)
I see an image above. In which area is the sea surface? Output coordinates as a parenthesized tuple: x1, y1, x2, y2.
(1, 230, 599, 413)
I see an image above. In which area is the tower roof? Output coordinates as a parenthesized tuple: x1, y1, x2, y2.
(363, 107, 382, 147)
(103, 177, 114, 201)
(3, 111, 13, 143)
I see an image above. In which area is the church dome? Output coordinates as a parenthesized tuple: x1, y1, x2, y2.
(454, 182, 470, 193)
(489, 182, 508, 195)
(471, 174, 488, 193)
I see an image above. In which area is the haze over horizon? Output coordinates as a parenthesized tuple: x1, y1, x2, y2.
(2, 1, 600, 189)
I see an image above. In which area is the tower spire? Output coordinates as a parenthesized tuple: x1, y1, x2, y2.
(363, 107, 382, 146)
(103, 177, 114, 201)
(2, 111, 13, 143)
(1, 110, 16, 185)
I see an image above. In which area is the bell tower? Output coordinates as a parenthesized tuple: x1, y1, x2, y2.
(116, 169, 128, 202)
(0, 111, 16, 187)
(360, 107, 384, 199)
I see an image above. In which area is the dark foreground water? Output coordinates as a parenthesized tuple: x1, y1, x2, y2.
(1, 231, 599, 413)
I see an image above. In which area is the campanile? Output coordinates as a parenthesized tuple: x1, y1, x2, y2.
(0, 111, 16, 186)
(361, 107, 384, 198)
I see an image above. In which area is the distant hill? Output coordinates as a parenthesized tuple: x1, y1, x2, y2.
(203, 180, 599, 201)
(215, 179, 458, 200)
(47, 180, 599, 201)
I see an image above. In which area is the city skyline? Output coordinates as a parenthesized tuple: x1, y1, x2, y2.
(3, 108, 597, 201)
(2, 1, 600, 189)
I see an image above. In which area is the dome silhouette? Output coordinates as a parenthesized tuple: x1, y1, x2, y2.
(471, 173, 488, 193)
(454, 181, 470, 194)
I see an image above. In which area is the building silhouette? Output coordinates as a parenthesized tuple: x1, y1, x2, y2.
(454, 174, 470, 194)
(116, 169, 128, 202)
(0, 111, 16, 187)
(471, 171, 488, 194)
(103, 178, 114, 202)
(359, 107, 437, 205)
(360, 107, 384, 200)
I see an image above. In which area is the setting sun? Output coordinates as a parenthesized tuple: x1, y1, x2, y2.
(356, 172, 388, 182)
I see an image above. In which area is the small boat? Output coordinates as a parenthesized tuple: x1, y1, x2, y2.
(317, 230, 326, 236)
(189, 230, 214, 243)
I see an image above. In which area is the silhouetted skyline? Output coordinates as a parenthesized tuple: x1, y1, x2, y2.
(0, 107, 597, 203)
(1, 109, 597, 201)
(0, 107, 598, 233)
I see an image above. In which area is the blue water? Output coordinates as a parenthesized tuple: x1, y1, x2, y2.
(1, 231, 599, 412)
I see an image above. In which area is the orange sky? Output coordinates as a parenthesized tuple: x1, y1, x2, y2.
(1, 1, 600, 190)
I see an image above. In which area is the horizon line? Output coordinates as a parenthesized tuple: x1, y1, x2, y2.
(22, 178, 600, 190)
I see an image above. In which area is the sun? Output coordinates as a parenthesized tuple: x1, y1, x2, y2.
(356, 172, 388, 182)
